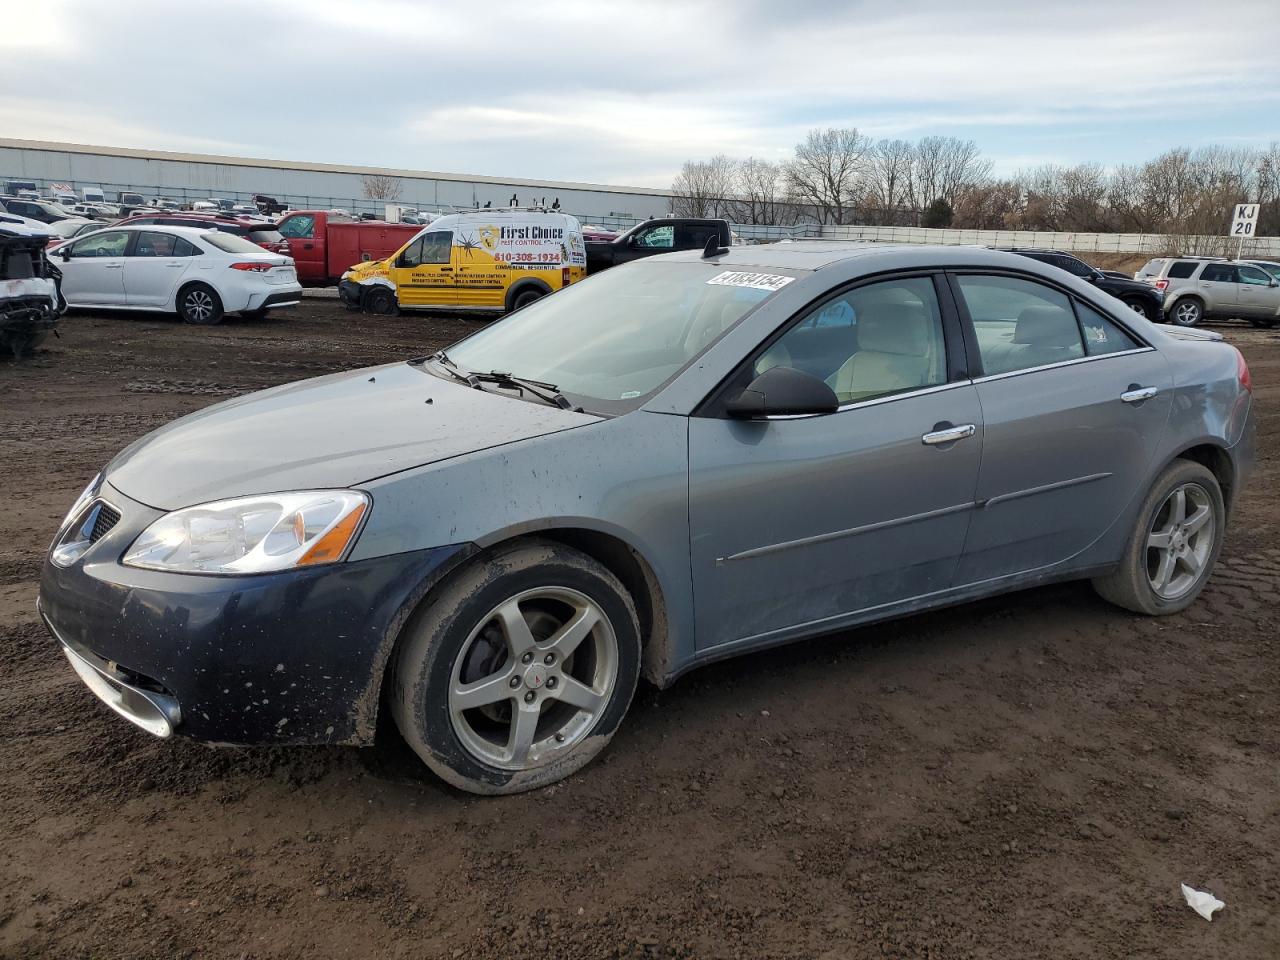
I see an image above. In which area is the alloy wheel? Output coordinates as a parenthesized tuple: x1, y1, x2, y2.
(185, 290, 214, 322)
(1173, 301, 1201, 325)
(447, 586, 618, 770)
(1146, 482, 1215, 600)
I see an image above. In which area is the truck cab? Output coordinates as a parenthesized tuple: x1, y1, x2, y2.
(586, 217, 731, 273)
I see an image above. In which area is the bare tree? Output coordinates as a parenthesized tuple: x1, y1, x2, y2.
(908, 137, 990, 215)
(670, 155, 736, 217)
(361, 174, 403, 200)
(726, 157, 797, 225)
(865, 139, 913, 225)
(785, 127, 871, 224)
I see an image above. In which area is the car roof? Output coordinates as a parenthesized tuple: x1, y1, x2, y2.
(95, 224, 224, 238)
(655, 241, 1071, 273)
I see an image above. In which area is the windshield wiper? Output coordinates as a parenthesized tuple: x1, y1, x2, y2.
(472, 371, 577, 410)
(423, 350, 481, 388)
(424, 353, 578, 410)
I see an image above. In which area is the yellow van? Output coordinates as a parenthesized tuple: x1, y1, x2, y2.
(339, 210, 587, 315)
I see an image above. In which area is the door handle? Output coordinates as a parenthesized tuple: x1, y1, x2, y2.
(921, 423, 976, 446)
(1121, 386, 1159, 403)
(302, 243, 314, 249)
(166, 262, 185, 267)
(104, 264, 123, 269)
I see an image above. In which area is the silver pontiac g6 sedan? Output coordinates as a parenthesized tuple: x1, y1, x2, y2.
(39, 244, 1255, 794)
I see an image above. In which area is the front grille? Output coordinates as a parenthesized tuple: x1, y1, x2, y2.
(89, 504, 120, 543)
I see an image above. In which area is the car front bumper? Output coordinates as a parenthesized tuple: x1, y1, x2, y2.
(38, 482, 471, 745)
(337, 279, 363, 310)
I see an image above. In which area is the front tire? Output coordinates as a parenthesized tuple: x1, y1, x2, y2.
(178, 283, 223, 325)
(363, 286, 399, 316)
(390, 540, 641, 795)
(1092, 459, 1224, 615)
(1169, 296, 1203, 327)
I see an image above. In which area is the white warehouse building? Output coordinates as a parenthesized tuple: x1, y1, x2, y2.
(0, 138, 676, 224)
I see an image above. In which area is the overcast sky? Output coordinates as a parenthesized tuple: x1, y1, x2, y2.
(4, 0, 1279, 188)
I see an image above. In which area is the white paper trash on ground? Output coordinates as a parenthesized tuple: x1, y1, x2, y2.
(1181, 883, 1225, 921)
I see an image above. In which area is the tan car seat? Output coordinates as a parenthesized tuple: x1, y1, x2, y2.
(825, 301, 938, 403)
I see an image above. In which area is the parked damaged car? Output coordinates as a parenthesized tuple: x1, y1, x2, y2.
(1, 214, 63, 358)
(39, 244, 1253, 795)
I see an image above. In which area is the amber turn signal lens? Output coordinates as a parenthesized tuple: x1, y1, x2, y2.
(298, 502, 367, 566)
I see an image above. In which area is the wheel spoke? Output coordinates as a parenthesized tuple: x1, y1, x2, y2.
(546, 604, 600, 661)
(453, 668, 515, 711)
(1170, 488, 1187, 525)
(1184, 503, 1211, 536)
(1147, 529, 1173, 549)
(495, 599, 536, 656)
(507, 702, 541, 764)
(1152, 549, 1176, 590)
(1181, 549, 1204, 578)
(553, 676, 605, 714)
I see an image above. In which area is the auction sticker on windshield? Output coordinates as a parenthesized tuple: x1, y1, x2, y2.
(706, 271, 795, 292)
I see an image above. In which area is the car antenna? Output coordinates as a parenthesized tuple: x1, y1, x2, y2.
(702, 233, 729, 259)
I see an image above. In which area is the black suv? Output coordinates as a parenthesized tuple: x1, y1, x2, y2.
(999, 248, 1164, 322)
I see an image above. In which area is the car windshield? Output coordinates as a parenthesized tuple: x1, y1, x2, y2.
(445, 262, 791, 413)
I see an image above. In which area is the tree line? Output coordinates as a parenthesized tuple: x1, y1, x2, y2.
(671, 128, 1280, 238)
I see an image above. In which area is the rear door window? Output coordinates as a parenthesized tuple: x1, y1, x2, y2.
(1200, 263, 1237, 283)
(956, 274, 1085, 375)
(1077, 303, 1141, 356)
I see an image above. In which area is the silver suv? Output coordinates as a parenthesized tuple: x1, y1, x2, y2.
(1136, 257, 1280, 327)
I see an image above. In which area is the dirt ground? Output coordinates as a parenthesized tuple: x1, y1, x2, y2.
(1, 296, 1277, 960)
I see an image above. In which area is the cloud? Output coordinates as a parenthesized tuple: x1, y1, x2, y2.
(2, 0, 1278, 185)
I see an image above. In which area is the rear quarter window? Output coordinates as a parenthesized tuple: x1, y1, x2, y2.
(248, 229, 285, 244)
(1167, 261, 1197, 279)
(200, 232, 269, 255)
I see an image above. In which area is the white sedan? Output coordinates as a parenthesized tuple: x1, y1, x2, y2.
(52, 225, 302, 324)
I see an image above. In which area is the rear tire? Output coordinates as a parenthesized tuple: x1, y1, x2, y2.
(1092, 459, 1224, 615)
(390, 540, 641, 795)
(511, 288, 544, 311)
(1169, 296, 1203, 327)
(363, 287, 399, 316)
(178, 283, 223, 325)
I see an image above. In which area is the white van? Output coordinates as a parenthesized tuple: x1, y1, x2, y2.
(339, 209, 587, 315)
(80, 187, 106, 203)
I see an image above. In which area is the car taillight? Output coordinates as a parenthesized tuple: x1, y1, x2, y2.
(1236, 348, 1252, 393)
(230, 262, 272, 272)
(1155, 279, 1169, 291)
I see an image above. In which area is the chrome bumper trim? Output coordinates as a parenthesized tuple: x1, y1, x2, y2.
(44, 612, 181, 738)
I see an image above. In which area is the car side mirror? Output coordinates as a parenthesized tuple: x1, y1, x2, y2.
(1271, 279, 1279, 288)
(1089, 269, 1104, 282)
(60, 248, 71, 261)
(725, 366, 839, 419)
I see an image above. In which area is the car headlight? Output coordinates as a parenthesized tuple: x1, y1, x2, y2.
(57, 473, 102, 533)
(122, 490, 369, 575)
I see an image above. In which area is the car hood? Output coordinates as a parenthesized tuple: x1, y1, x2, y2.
(105, 361, 603, 510)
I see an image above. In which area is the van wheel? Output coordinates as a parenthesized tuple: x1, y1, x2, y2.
(511, 289, 544, 311)
(390, 540, 641, 795)
(363, 287, 399, 316)
(1092, 459, 1224, 615)
(178, 284, 223, 325)
(1170, 297, 1203, 327)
